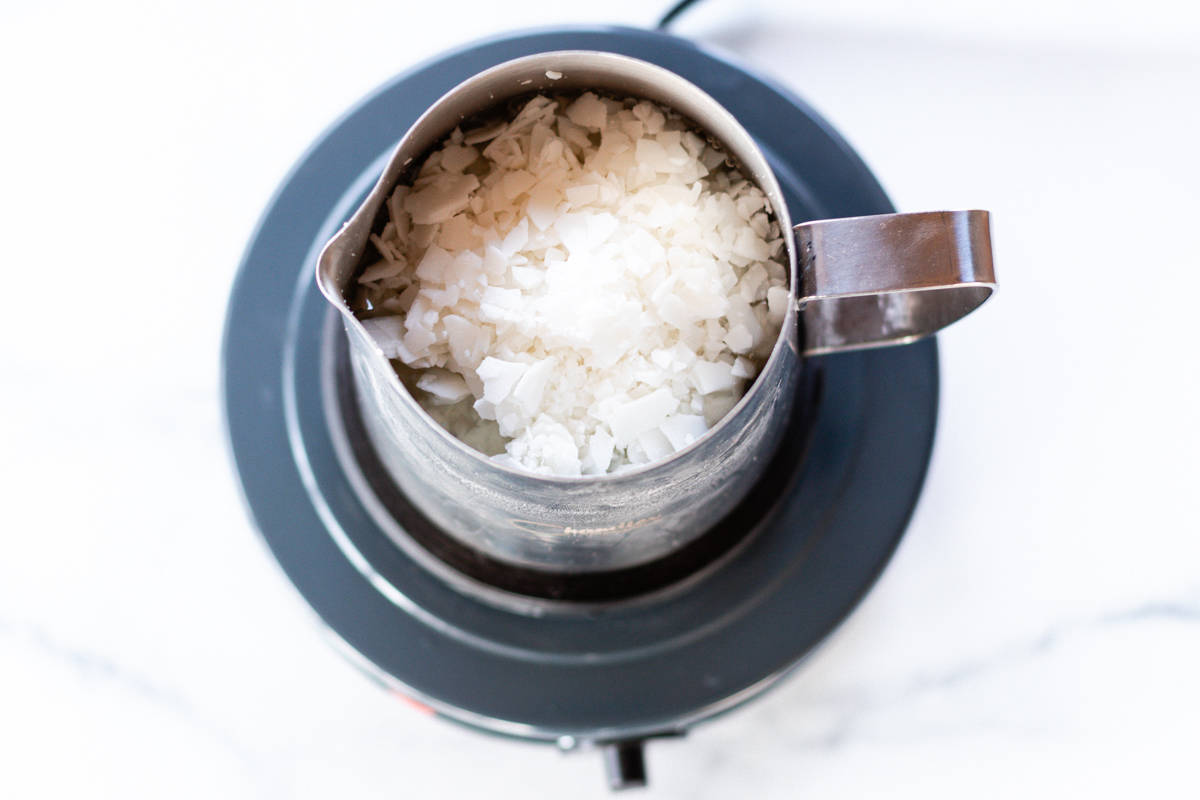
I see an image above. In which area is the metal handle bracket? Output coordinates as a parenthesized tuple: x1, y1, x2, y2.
(795, 210, 995, 355)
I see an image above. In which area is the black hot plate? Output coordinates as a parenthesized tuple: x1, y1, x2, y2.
(222, 26, 938, 748)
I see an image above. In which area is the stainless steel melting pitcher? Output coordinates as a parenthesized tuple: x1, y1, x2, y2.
(316, 51, 995, 574)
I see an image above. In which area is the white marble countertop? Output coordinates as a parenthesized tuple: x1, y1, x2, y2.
(3, 1, 1198, 797)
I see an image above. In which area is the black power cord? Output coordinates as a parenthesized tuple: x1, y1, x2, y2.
(656, 0, 706, 29)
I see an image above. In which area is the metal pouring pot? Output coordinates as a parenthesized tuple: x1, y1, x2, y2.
(316, 51, 995, 575)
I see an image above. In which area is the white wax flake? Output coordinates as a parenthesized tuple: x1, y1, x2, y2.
(656, 294, 694, 329)
(731, 356, 757, 379)
(443, 314, 480, 366)
(683, 284, 729, 320)
(463, 121, 507, 145)
(499, 218, 528, 256)
(525, 185, 561, 230)
(692, 360, 736, 395)
(739, 263, 768, 301)
(420, 284, 459, 309)
(511, 358, 555, 415)
(637, 428, 674, 462)
(476, 357, 527, 403)
(358, 259, 406, 283)
(732, 228, 772, 261)
(403, 324, 436, 357)
(404, 173, 479, 224)
(724, 324, 754, 354)
(354, 91, 788, 475)
(510, 414, 579, 474)
(565, 92, 607, 130)
(502, 170, 536, 200)
(482, 245, 508, 276)
(606, 388, 679, 446)
(481, 285, 522, 309)
(588, 212, 619, 245)
(659, 414, 709, 451)
(416, 369, 470, 405)
(649, 348, 673, 370)
(415, 245, 452, 283)
(359, 316, 407, 358)
(766, 285, 790, 321)
(565, 183, 599, 206)
(582, 429, 615, 475)
(441, 145, 479, 173)
(479, 286, 524, 321)
(552, 212, 591, 254)
(635, 139, 670, 172)
(473, 397, 497, 420)
(511, 266, 544, 289)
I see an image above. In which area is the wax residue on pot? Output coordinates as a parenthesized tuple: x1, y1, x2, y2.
(351, 92, 789, 476)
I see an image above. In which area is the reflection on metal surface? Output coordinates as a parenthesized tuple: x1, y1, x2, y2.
(796, 210, 995, 355)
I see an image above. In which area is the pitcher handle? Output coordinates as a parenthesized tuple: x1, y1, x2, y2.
(794, 210, 996, 356)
